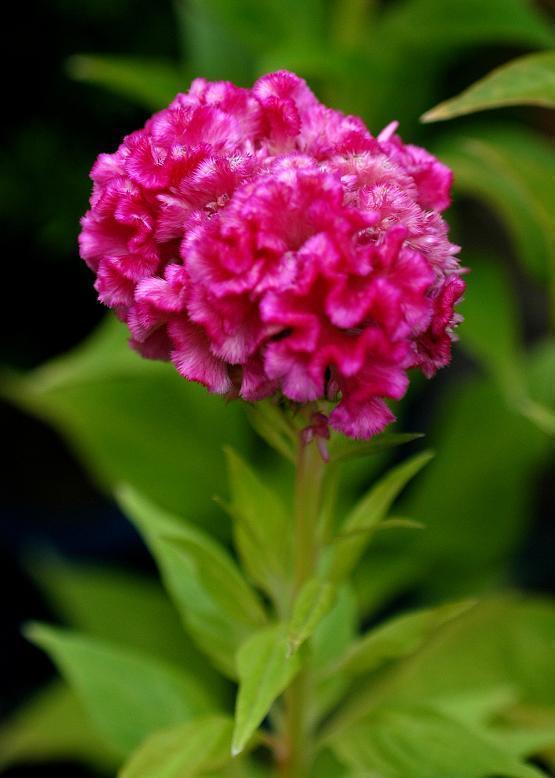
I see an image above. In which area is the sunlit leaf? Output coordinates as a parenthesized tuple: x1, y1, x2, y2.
(232, 625, 300, 756)
(26, 625, 218, 756)
(119, 715, 234, 778)
(328, 597, 555, 738)
(328, 432, 424, 464)
(0, 682, 118, 772)
(422, 51, 555, 121)
(119, 486, 267, 679)
(356, 342, 554, 609)
(331, 704, 546, 778)
(224, 447, 292, 602)
(32, 560, 219, 674)
(333, 600, 474, 678)
(325, 451, 434, 583)
(287, 579, 336, 656)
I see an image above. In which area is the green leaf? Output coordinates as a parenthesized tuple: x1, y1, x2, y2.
(119, 486, 267, 678)
(333, 601, 474, 679)
(332, 598, 555, 736)
(32, 560, 222, 676)
(1, 317, 249, 531)
(0, 681, 119, 771)
(312, 586, 359, 720)
(312, 585, 358, 670)
(67, 55, 185, 110)
(119, 715, 234, 778)
(326, 451, 434, 583)
(26, 624, 218, 757)
(224, 447, 292, 602)
(175, 0, 254, 84)
(434, 124, 555, 284)
(459, 256, 525, 398)
(232, 625, 301, 756)
(356, 342, 554, 609)
(245, 400, 297, 463)
(287, 579, 336, 656)
(459, 256, 555, 437)
(331, 704, 546, 778)
(380, 0, 554, 49)
(328, 432, 424, 464)
(422, 51, 555, 122)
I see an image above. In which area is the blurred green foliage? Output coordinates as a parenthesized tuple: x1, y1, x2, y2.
(1, 0, 554, 775)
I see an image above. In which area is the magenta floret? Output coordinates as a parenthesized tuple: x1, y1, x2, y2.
(79, 70, 464, 439)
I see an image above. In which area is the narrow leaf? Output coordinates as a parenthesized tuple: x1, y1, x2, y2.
(333, 601, 474, 678)
(380, 0, 554, 49)
(329, 432, 424, 463)
(0, 681, 118, 771)
(119, 715, 234, 778)
(67, 55, 184, 110)
(459, 256, 526, 401)
(288, 579, 336, 656)
(224, 447, 292, 601)
(26, 625, 217, 757)
(422, 51, 555, 122)
(331, 704, 546, 778)
(245, 401, 297, 462)
(119, 486, 267, 678)
(433, 125, 555, 284)
(31, 560, 223, 680)
(326, 451, 434, 583)
(232, 625, 300, 756)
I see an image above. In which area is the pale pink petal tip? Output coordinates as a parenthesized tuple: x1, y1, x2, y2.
(79, 70, 464, 439)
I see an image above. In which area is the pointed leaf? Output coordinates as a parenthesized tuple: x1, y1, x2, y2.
(313, 586, 359, 719)
(356, 342, 555, 611)
(245, 401, 296, 462)
(326, 451, 434, 583)
(67, 55, 184, 110)
(422, 51, 555, 122)
(288, 579, 336, 656)
(434, 125, 555, 284)
(224, 447, 292, 601)
(0, 681, 118, 771)
(119, 486, 267, 678)
(459, 256, 554, 437)
(2, 317, 249, 529)
(329, 432, 424, 464)
(232, 625, 300, 756)
(32, 560, 222, 678)
(119, 715, 234, 778)
(331, 705, 546, 778)
(334, 601, 474, 678)
(459, 256, 526, 400)
(26, 625, 217, 756)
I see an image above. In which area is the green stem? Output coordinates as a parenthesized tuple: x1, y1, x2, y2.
(278, 434, 327, 777)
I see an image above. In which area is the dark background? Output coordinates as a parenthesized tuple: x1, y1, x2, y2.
(1, 1, 553, 775)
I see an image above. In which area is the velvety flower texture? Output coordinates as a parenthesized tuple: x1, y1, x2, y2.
(80, 71, 464, 439)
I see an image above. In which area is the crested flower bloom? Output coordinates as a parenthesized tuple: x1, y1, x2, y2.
(79, 71, 464, 439)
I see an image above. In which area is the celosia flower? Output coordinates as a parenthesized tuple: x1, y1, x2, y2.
(80, 71, 464, 439)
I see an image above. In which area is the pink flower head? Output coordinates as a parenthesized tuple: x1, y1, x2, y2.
(79, 71, 464, 439)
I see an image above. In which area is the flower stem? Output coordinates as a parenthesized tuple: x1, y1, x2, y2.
(278, 434, 327, 777)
